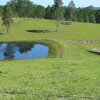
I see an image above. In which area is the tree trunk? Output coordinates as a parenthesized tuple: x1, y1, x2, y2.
(56, 20, 59, 32)
(7, 26, 9, 34)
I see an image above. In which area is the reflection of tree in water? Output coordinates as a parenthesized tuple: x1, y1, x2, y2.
(3, 43, 14, 60)
(2, 42, 35, 60)
(16, 43, 34, 54)
(0, 44, 2, 53)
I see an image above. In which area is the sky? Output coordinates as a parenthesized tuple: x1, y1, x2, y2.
(0, 0, 100, 7)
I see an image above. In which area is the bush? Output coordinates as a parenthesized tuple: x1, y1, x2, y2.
(60, 20, 72, 25)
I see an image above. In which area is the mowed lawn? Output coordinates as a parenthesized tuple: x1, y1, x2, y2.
(0, 18, 100, 100)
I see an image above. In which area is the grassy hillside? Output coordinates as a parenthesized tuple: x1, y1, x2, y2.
(0, 18, 100, 100)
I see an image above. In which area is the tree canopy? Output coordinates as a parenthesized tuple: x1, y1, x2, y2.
(2, 4, 13, 33)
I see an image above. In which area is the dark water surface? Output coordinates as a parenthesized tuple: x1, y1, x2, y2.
(0, 42, 49, 60)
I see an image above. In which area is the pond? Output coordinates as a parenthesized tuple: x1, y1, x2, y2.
(0, 42, 49, 60)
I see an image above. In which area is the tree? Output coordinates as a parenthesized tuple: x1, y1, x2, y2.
(45, 5, 51, 19)
(36, 5, 45, 18)
(65, 0, 76, 21)
(54, 0, 63, 32)
(7, 0, 17, 16)
(76, 8, 84, 22)
(7, 0, 46, 18)
(84, 15, 89, 22)
(47, 5, 57, 19)
(95, 10, 100, 23)
(89, 14, 96, 23)
(0, 6, 3, 16)
(2, 4, 13, 34)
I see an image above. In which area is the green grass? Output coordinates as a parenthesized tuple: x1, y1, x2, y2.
(0, 18, 100, 100)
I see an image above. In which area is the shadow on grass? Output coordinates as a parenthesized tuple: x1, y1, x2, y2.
(26, 30, 56, 33)
(0, 33, 3, 35)
(88, 51, 100, 55)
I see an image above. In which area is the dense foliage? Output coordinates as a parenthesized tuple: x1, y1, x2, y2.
(2, 4, 13, 33)
(0, 0, 100, 23)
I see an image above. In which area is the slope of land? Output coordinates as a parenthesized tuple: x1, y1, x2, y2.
(0, 18, 100, 100)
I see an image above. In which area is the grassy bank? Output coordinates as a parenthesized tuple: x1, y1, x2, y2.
(0, 18, 100, 100)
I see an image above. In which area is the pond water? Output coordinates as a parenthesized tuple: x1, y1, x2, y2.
(0, 42, 49, 60)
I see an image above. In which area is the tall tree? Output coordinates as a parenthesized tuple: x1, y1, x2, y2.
(65, 0, 76, 21)
(45, 5, 51, 19)
(89, 14, 96, 23)
(76, 8, 84, 22)
(95, 10, 100, 23)
(54, 0, 63, 32)
(2, 4, 13, 34)
(84, 15, 89, 22)
(36, 5, 45, 18)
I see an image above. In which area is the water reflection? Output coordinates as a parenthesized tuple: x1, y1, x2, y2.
(4, 43, 14, 60)
(0, 42, 49, 60)
(16, 43, 34, 54)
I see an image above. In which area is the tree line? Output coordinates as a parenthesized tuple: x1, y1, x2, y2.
(45, 1, 100, 24)
(0, 0, 100, 23)
(1, 0, 100, 34)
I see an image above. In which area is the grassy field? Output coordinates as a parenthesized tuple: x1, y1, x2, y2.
(0, 18, 100, 100)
